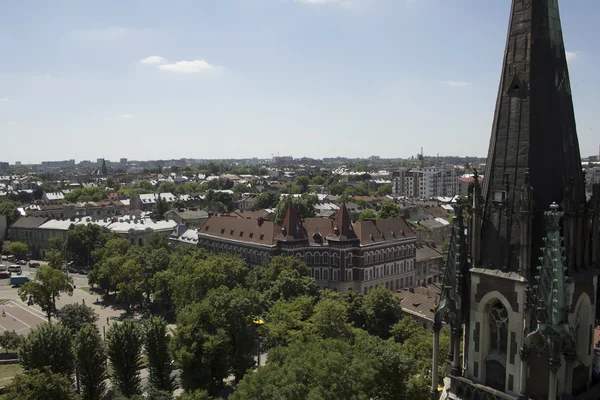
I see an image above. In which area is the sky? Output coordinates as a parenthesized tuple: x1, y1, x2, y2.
(1, 0, 599, 164)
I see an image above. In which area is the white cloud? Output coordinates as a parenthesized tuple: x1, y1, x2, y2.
(566, 51, 579, 62)
(140, 55, 166, 65)
(117, 114, 135, 119)
(0, 98, 13, 102)
(158, 60, 215, 73)
(7, 121, 17, 126)
(444, 81, 472, 87)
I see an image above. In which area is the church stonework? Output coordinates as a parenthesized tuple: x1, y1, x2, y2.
(432, 1, 600, 399)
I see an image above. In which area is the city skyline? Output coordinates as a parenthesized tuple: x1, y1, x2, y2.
(1, 0, 599, 163)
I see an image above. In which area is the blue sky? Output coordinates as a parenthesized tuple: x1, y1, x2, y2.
(1, 0, 599, 164)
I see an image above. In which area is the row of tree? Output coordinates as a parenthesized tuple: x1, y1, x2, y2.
(8, 302, 185, 400)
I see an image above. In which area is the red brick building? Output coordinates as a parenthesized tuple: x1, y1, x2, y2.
(197, 203, 417, 293)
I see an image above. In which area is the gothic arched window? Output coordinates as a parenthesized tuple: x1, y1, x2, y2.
(486, 302, 508, 391)
(489, 303, 508, 355)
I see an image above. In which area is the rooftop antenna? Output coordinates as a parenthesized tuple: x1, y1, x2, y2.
(418, 147, 424, 169)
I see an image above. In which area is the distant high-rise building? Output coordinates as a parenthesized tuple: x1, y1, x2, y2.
(392, 166, 460, 198)
(120, 158, 128, 165)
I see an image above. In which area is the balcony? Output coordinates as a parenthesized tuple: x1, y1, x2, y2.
(448, 375, 517, 400)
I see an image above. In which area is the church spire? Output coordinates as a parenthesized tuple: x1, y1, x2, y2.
(479, 0, 585, 274)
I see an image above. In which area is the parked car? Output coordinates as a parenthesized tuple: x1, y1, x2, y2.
(7, 265, 22, 273)
(16, 260, 27, 265)
(29, 262, 40, 268)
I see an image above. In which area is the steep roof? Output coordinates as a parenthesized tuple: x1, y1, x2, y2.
(480, 0, 586, 273)
(353, 217, 416, 246)
(198, 215, 278, 247)
(327, 203, 357, 241)
(276, 202, 307, 241)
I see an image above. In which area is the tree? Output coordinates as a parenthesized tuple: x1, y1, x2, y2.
(18, 265, 74, 321)
(7, 241, 28, 259)
(378, 199, 401, 219)
(176, 390, 214, 400)
(152, 194, 171, 221)
(144, 316, 175, 393)
(207, 287, 262, 383)
(45, 248, 64, 269)
(262, 296, 315, 348)
(47, 235, 66, 253)
(58, 303, 99, 335)
(116, 259, 145, 311)
(376, 183, 393, 196)
(0, 200, 20, 233)
(74, 324, 108, 400)
(7, 368, 77, 400)
(361, 286, 402, 339)
(273, 195, 317, 223)
(231, 339, 378, 400)
(307, 293, 353, 340)
(107, 319, 144, 398)
(311, 175, 325, 186)
(171, 302, 230, 395)
(328, 184, 344, 196)
(253, 191, 279, 210)
(65, 224, 106, 268)
(295, 176, 310, 193)
(0, 331, 23, 354)
(358, 209, 377, 221)
(19, 323, 75, 377)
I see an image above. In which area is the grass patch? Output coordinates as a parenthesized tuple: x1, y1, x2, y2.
(0, 364, 22, 386)
(79, 287, 90, 293)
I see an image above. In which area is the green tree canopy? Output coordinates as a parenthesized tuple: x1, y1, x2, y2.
(7, 241, 28, 259)
(65, 224, 107, 267)
(18, 265, 74, 321)
(45, 248, 64, 269)
(361, 286, 402, 339)
(378, 199, 401, 219)
(18, 323, 75, 377)
(358, 209, 377, 221)
(376, 183, 393, 196)
(0, 201, 21, 233)
(253, 191, 279, 210)
(7, 368, 77, 400)
(144, 316, 175, 393)
(231, 336, 410, 400)
(74, 324, 108, 400)
(107, 319, 144, 398)
(58, 303, 99, 335)
(63, 187, 109, 203)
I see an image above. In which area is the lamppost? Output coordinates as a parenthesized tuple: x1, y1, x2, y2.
(252, 317, 264, 367)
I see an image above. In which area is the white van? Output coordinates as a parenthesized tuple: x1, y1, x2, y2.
(7, 265, 22, 273)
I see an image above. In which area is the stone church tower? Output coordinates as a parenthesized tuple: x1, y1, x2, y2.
(432, 1, 600, 399)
